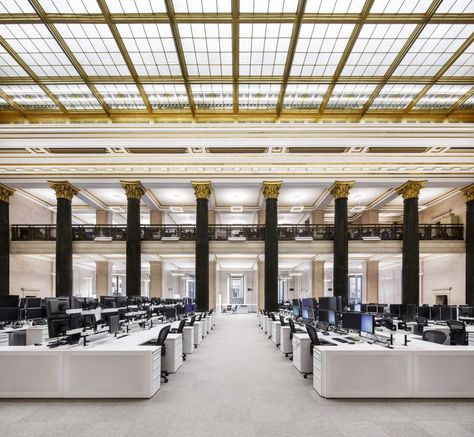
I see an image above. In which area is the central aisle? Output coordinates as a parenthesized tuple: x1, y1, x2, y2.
(1, 314, 473, 437)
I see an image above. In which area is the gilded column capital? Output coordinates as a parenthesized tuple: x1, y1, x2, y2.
(397, 180, 427, 200)
(262, 181, 282, 200)
(48, 180, 79, 201)
(462, 183, 474, 203)
(121, 180, 146, 200)
(192, 181, 212, 200)
(329, 181, 355, 199)
(0, 183, 15, 204)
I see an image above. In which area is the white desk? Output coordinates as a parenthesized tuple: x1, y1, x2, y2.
(280, 325, 292, 355)
(272, 321, 281, 347)
(292, 333, 312, 374)
(0, 325, 48, 346)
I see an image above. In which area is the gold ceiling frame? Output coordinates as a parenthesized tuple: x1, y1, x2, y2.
(275, 0, 307, 116)
(28, 0, 111, 115)
(232, 0, 239, 114)
(163, 0, 196, 116)
(96, 0, 152, 113)
(447, 86, 474, 114)
(360, 0, 444, 116)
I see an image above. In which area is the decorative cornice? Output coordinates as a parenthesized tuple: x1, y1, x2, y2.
(329, 181, 355, 199)
(461, 183, 474, 203)
(396, 180, 427, 200)
(48, 180, 79, 201)
(121, 180, 146, 200)
(192, 181, 212, 200)
(262, 181, 282, 200)
(0, 183, 15, 204)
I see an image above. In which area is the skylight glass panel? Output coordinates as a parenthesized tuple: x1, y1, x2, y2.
(0, 0, 35, 13)
(179, 23, 232, 76)
(143, 83, 189, 109)
(305, 0, 365, 13)
(460, 95, 474, 109)
(0, 46, 27, 77)
(95, 84, 146, 109)
(47, 84, 102, 110)
(105, 0, 166, 13)
(370, 83, 425, 110)
(39, 0, 101, 13)
(173, 0, 231, 13)
(443, 44, 474, 76)
(394, 24, 473, 77)
(191, 84, 233, 109)
(413, 84, 471, 109)
(56, 23, 130, 76)
(326, 83, 376, 109)
(342, 24, 417, 77)
(370, 0, 432, 14)
(240, 23, 293, 76)
(239, 84, 281, 109)
(240, 0, 298, 13)
(283, 83, 329, 109)
(436, 0, 474, 13)
(0, 95, 11, 109)
(0, 24, 78, 76)
(291, 23, 355, 77)
(0, 85, 59, 110)
(117, 23, 180, 76)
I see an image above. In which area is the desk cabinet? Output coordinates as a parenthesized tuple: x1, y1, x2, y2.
(280, 326, 292, 354)
(162, 333, 183, 374)
(182, 326, 194, 354)
(272, 321, 281, 346)
(292, 334, 312, 374)
(193, 322, 203, 346)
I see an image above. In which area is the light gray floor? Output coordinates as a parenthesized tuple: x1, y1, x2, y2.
(1, 314, 473, 437)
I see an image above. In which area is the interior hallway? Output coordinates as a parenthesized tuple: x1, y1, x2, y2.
(1, 314, 473, 437)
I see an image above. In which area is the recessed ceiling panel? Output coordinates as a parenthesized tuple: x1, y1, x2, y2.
(151, 187, 196, 206)
(213, 185, 260, 206)
(278, 186, 324, 207)
(240, 23, 293, 76)
(291, 23, 355, 77)
(178, 23, 232, 76)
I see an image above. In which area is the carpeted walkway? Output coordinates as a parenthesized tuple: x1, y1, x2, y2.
(1, 314, 473, 437)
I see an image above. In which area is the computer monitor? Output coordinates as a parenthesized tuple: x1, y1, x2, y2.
(440, 306, 456, 321)
(390, 304, 401, 317)
(367, 305, 378, 313)
(319, 309, 336, 326)
(116, 296, 128, 308)
(25, 297, 42, 309)
(100, 296, 117, 309)
(47, 317, 70, 338)
(108, 315, 120, 334)
(319, 297, 337, 312)
(342, 312, 361, 331)
(459, 306, 474, 318)
(430, 306, 441, 321)
(292, 305, 300, 318)
(361, 313, 374, 334)
(308, 298, 317, 309)
(353, 303, 361, 312)
(0, 308, 19, 322)
(417, 306, 430, 319)
(45, 297, 70, 317)
(406, 304, 416, 321)
(292, 299, 300, 306)
(307, 309, 315, 321)
(302, 298, 311, 309)
(0, 295, 19, 307)
(301, 308, 309, 320)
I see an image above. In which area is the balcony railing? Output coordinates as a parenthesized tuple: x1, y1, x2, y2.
(10, 223, 464, 242)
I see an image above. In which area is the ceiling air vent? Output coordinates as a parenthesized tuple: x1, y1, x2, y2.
(206, 147, 268, 153)
(127, 148, 187, 154)
(286, 147, 345, 153)
(48, 148, 108, 154)
(0, 148, 28, 154)
(367, 147, 428, 153)
(448, 147, 474, 153)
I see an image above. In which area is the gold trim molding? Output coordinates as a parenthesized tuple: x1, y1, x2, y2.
(48, 180, 79, 201)
(262, 181, 282, 200)
(121, 180, 146, 200)
(192, 181, 212, 200)
(462, 183, 474, 203)
(397, 180, 427, 200)
(0, 183, 15, 203)
(329, 181, 355, 199)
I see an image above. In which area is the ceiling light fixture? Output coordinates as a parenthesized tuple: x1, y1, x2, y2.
(231, 206, 243, 212)
(170, 206, 184, 213)
(290, 206, 304, 213)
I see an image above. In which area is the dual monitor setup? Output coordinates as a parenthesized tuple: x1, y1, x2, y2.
(0, 295, 44, 324)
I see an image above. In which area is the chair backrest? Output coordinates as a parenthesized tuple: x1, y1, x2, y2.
(270, 312, 276, 321)
(422, 329, 447, 345)
(188, 315, 196, 326)
(416, 316, 428, 326)
(176, 318, 186, 333)
(209, 308, 213, 315)
(447, 320, 465, 333)
(288, 318, 297, 334)
(446, 320, 467, 345)
(305, 324, 320, 346)
(156, 325, 171, 346)
(197, 313, 202, 321)
(279, 315, 286, 326)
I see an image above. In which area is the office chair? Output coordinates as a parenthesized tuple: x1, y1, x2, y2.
(156, 325, 171, 383)
(170, 319, 187, 361)
(302, 324, 322, 379)
(279, 315, 286, 326)
(446, 320, 468, 345)
(414, 316, 428, 336)
(287, 318, 305, 361)
(186, 315, 196, 327)
(197, 313, 203, 321)
(422, 329, 447, 345)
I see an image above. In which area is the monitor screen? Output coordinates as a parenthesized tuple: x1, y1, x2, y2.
(100, 296, 117, 308)
(417, 306, 430, 319)
(353, 303, 361, 312)
(25, 297, 41, 309)
(319, 297, 337, 312)
(26, 308, 43, 320)
(48, 317, 69, 338)
(319, 309, 336, 326)
(361, 314, 374, 334)
(302, 298, 311, 309)
(308, 298, 317, 309)
(327, 310, 336, 326)
(440, 306, 453, 321)
(301, 308, 309, 320)
(292, 299, 300, 306)
(367, 305, 378, 313)
(0, 295, 19, 308)
(46, 297, 70, 317)
(390, 304, 401, 317)
(342, 312, 361, 331)
(108, 315, 120, 334)
(292, 306, 300, 318)
(0, 307, 19, 322)
(307, 309, 315, 321)
(430, 306, 441, 321)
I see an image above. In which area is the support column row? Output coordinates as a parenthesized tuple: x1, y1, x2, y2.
(0, 184, 15, 296)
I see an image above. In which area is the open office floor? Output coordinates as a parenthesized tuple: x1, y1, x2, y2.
(1, 315, 473, 437)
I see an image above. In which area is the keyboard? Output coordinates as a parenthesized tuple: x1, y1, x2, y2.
(334, 338, 348, 343)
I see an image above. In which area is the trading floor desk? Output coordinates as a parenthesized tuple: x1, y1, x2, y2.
(312, 331, 474, 399)
(0, 323, 183, 399)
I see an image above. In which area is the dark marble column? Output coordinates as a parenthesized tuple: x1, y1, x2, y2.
(397, 180, 426, 305)
(0, 184, 15, 296)
(263, 181, 282, 312)
(192, 181, 212, 312)
(330, 181, 354, 301)
(48, 181, 79, 297)
(121, 181, 145, 297)
(462, 184, 474, 305)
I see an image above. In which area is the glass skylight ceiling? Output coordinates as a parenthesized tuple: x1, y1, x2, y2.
(0, 0, 472, 118)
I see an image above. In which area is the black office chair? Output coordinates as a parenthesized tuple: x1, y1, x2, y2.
(446, 320, 468, 345)
(279, 315, 286, 326)
(155, 325, 171, 383)
(422, 329, 447, 345)
(186, 315, 196, 327)
(170, 319, 187, 361)
(414, 316, 428, 336)
(197, 313, 203, 321)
